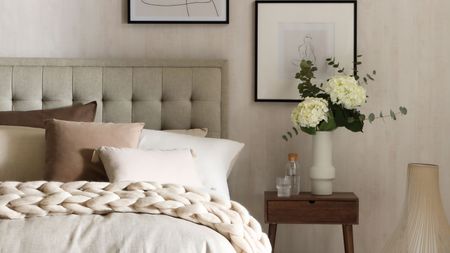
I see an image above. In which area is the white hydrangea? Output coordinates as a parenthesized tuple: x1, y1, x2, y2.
(291, 97, 329, 128)
(324, 75, 367, 109)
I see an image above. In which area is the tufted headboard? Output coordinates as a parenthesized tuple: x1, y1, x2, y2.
(0, 58, 227, 138)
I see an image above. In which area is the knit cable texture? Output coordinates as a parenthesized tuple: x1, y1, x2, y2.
(0, 181, 271, 253)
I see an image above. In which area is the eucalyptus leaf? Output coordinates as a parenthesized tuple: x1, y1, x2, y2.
(282, 135, 288, 141)
(390, 110, 397, 120)
(399, 106, 408, 115)
(301, 127, 316, 135)
(318, 113, 337, 131)
(292, 127, 299, 135)
(345, 119, 364, 132)
(368, 113, 375, 123)
(332, 105, 346, 127)
(300, 60, 310, 69)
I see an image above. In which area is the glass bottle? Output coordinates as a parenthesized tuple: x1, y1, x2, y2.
(286, 153, 300, 195)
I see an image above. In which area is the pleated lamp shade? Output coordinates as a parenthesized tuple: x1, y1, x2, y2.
(382, 163, 450, 253)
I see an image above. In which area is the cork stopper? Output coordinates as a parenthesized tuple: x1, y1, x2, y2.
(288, 153, 298, 161)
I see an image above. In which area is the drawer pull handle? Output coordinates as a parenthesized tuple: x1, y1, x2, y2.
(308, 200, 316, 204)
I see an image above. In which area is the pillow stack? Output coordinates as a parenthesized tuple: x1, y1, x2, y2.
(0, 102, 244, 199)
(0, 102, 97, 181)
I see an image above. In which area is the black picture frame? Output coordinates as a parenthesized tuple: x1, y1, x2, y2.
(128, 0, 229, 24)
(255, 0, 357, 102)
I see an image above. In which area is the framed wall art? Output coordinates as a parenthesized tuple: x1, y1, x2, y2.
(128, 0, 229, 24)
(255, 1, 357, 102)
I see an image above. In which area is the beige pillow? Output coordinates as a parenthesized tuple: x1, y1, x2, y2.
(164, 128, 208, 137)
(44, 119, 144, 182)
(0, 126, 45, 181)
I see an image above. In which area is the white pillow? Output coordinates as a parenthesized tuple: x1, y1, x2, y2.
(164, 128, 208, 137)
(0, 126, 45, 181)
(138, 129, 244, 199)
(96, 146, 203, 187)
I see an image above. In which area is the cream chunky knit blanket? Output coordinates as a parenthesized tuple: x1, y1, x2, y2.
(0, 181, 271, 253)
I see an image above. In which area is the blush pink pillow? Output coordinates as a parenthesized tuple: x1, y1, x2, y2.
(96, 147, 203, 187)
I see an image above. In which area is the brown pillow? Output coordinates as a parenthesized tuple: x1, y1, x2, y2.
(0, 101, 97, 128)
(44, 119, 144, 182)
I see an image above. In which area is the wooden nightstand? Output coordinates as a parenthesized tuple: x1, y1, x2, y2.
(264, 191, 359, 253)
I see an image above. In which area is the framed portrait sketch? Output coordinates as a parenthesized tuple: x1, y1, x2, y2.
(128, 0, 229, 23)
(255, 1, 357, 102)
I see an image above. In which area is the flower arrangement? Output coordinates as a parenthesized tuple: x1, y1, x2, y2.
(283, 56, 407, 140)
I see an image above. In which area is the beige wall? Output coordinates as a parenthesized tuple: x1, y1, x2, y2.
(1, 0, 449, 252)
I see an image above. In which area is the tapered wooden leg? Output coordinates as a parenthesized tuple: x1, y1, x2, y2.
(342, 225, 354, 253)
(268, 223, 277, 252)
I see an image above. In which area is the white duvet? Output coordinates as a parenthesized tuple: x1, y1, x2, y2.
(0, 213, 235, 253)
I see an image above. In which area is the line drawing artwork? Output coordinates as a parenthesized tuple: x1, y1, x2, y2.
(292, 35, 317, 68)
(140, 0, 219, 17)
(279, 23, 334, 83)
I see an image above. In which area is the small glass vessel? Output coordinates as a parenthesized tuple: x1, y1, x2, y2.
(276, 176, 292, 197)
(286, 153, 300, 195)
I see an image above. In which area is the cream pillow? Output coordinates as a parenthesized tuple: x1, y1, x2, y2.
(0, 126, 45, 181)
(96, 146, 203, 187)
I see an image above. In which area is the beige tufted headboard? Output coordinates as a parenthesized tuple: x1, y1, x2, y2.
(0, 58, 227, 138)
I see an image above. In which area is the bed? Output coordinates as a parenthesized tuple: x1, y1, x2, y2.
(0, 58, 268, 253)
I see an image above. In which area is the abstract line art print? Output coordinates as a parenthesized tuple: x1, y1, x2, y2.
(279, 23, 335, 86)
(129, 0, 229, 23)
(256, 1, 356, 102)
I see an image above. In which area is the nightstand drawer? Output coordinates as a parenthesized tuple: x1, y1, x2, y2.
(266, 200, 358, 224)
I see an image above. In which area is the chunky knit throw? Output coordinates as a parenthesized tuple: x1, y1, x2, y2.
(0, 181, 271, 253)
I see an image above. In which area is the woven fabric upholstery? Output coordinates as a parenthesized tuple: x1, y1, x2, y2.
(0, 59, 224, 137)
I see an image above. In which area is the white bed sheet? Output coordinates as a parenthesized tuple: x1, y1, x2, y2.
(0, 213, 235, 253)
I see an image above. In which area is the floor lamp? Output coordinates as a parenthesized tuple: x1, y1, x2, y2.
(382, 163, 450, 253)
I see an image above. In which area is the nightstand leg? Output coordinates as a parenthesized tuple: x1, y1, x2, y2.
(342, 225, 354, 253)
(268, 223, 277, 252)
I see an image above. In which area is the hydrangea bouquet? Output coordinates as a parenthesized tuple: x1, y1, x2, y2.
(283, 57, 407, 140)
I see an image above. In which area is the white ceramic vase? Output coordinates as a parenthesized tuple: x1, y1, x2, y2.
(310, 131, 335, 195)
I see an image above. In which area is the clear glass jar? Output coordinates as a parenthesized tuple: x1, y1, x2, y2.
(286, 153, 300, 195)
(276, 176, 292, 197)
